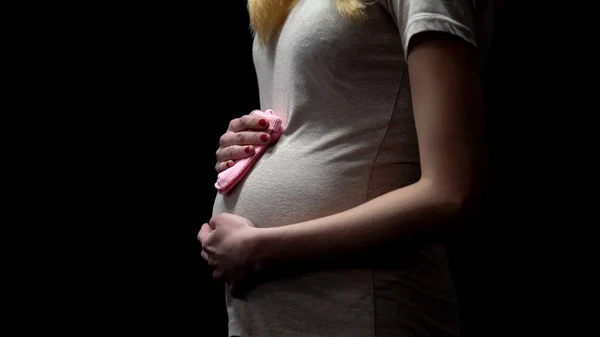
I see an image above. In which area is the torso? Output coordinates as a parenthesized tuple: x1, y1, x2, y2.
(213, 1, 491, 335)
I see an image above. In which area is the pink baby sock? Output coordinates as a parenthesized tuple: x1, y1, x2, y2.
(215, 109, 284, 194)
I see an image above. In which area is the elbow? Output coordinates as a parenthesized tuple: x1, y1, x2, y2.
(422, 178, 484, 220)
(445, 188, 481, 219)
(448, 185, 485, 224)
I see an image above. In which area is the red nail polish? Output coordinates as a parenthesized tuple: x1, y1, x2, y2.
(259, 119, 266, 127)
(261, 134, 268, 142)
(245, 146, 251, 154)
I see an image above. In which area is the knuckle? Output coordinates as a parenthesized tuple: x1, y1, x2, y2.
(228, 119, 237, 130)
(235, 132, 245, 144)
(219, 133, 228, 146)
(227, 146, 235, 158)
(238, 115, 247, 127)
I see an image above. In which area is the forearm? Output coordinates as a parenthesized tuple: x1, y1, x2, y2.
(253, 179, 471, 266)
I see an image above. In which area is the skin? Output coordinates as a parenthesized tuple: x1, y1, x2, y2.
(214, 115, 272, 172)
(199, 32, 487, 292)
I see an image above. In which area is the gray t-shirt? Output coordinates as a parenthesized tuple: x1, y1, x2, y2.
(212, 1, 493, 336)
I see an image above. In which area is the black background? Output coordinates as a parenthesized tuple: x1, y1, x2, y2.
(43, 1, 556, 336)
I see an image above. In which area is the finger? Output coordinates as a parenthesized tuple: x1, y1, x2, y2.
(228, 115, 270, 132)
(207, 216, 217, 230)
(212, 269, 224, 280)
(197, 223, 212, 245)
(219, 131, 271, 148)
(215, 145, 256, 163)
(215, 160, 235, 173)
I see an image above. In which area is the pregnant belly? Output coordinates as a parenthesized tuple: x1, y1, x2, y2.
(212, 145, 371, 229)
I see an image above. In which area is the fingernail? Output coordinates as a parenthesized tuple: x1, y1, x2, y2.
(261, 134, 269, 142)
(227, 160, 234, 167)
(245, 146, 251, 154)
(259, 119, 267, 127)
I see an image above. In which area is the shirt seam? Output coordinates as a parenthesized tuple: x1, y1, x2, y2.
(365, 65, 405, 337)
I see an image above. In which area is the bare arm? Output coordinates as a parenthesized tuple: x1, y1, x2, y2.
(250, 33, 486, 266)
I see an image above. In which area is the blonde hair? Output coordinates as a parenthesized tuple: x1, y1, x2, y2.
(248, 0, 367, 46)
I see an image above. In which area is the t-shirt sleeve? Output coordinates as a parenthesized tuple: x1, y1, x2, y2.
(379, 0, 479, 60)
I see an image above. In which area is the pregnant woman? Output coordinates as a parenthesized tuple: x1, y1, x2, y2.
(199, 0, 493, 336)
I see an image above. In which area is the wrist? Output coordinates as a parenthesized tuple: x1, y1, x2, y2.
(248, 227, 278, 272)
